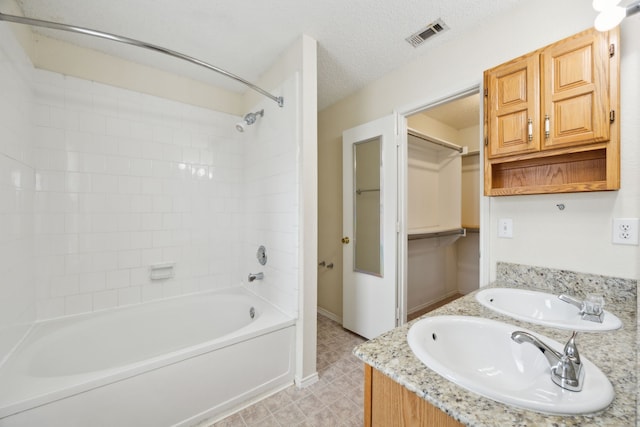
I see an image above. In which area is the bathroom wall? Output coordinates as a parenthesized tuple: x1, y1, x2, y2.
(0, 22, 36, 361)
(32, 69, 246, 318)
(242, 35, 318, 386)
(2, 5, 317, 383)
(317, 0, 640, 318)
(243, 74, 300, 317)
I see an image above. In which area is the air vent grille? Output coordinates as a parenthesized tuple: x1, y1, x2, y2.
(405, 19, 449, 48)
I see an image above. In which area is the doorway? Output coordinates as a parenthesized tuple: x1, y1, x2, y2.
(399, 88, 482, 322)
(340, 87, 482, 337)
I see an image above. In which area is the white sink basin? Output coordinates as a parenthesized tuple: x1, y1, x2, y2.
(475, 288, 622, 332)
(407, 316, 614, 415)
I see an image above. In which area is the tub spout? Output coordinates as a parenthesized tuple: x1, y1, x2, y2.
(248, 272, 264, 282)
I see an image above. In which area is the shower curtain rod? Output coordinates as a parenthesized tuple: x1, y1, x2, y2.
(0, 12, 284, 107)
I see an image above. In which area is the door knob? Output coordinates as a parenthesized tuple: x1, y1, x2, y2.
(341, 237, 350, 244)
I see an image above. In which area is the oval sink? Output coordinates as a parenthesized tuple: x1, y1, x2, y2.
(475, 288, 622, 332)
(407, 316, 614, 415)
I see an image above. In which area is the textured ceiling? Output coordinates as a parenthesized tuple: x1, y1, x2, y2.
(421, 93, 480, 130)
(15, 0, 525, 110)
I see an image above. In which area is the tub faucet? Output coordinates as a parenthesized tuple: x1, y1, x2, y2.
(248, 272, 264, 282)
(511, 330, 584, 392)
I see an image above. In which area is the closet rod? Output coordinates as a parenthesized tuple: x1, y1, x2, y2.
(408, 228, 466, 241)
(408, 128, 463, 153)
(0, 12, 284, 107)
(356, 188, 380, 195)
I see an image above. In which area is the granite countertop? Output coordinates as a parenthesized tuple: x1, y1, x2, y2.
(353, 264, 637, 427)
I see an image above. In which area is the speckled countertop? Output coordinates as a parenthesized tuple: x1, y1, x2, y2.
(353, 263, 638, 427)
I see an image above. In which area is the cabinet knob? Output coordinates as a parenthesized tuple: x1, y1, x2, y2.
(527, 118, 533, 142)
(341, 237, 350, 244)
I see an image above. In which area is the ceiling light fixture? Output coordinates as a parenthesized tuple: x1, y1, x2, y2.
(593, 0, 640, 31)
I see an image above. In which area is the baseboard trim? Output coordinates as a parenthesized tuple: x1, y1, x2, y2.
(295, 372, 319, 388)
(317, 307, 342, 324)
(408, 290, 460, 315)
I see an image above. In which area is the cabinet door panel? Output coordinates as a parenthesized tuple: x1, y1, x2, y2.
(486, 54, 540, 158)
(542, 30, 610, 149)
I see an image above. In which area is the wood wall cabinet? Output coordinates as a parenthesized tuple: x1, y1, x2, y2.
(364, 364, 463, 427)
(484, 27, 620, 196)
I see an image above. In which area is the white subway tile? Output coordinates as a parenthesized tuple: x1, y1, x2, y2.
(65, 172, 92, 193)
(106, 269, 130, 289)
(64, 293, 92, 316)
(36, 298, 65, 320)
(118, 250, 141, 269)
(33, 126, 65, 150)
(130, 231, 152, 249)
(118, 286, 141, 306)
(130, 122, 153, 141)
(141, 177, 162, 195)
(91, 251, 118, 271)
(118, 176, 141, 194)
(141, 248, 162, 265)
(140, 213, 162, 230)
(50, 274, 79, 297)
(106, 117, 131, 138)
(33, 104, 51, 127)
(104, 194, 132, 213)
(81, 153, 108, 174)
(131, 194, 153, 212)
(141, 283, 162, 302)
(93, 289, 118, 311)
(152, 195, 172, 212)
(91, 213, 119, 233)
(162, 281, 181, 298)
(91, 174, 119, 193)
(77, 111, 106, 134)
(130, 267, 149, 286)
(152, 230, 172, 247)
(105, 156, 131, 175)
(78, 271, 106, 293)
(131, 159, 153, 177)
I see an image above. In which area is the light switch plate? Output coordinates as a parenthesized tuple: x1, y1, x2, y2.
(498, 218, 513, 238)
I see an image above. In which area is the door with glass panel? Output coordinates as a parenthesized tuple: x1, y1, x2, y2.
(342, 115, 398, 339)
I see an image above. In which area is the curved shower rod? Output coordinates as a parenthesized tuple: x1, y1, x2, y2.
(0, 12, 284, 107)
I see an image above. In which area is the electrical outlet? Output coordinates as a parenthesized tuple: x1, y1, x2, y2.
(498, 218, 513, 238)
(612, 218, 639, 245)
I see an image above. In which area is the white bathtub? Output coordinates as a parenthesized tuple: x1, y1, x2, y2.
(0, 287, 296, 426)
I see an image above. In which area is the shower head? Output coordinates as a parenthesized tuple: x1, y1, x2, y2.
(235, 109, 264, 132)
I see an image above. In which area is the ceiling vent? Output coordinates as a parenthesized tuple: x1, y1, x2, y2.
(405, 19, 449, 48)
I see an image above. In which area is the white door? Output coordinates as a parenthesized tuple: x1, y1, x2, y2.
(342, 115, 398, 339)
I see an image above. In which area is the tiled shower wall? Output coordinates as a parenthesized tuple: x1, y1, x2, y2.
(32, 70, 246, 319)
(243, 75, 299, 317)
(0, 25, 36, 360)
(0, 23, 301, 338)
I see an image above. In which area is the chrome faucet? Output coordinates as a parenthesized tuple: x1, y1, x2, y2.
(248, 272, 264, 282)
(559, 294, 605, 323)
(511, 330, 584, 392)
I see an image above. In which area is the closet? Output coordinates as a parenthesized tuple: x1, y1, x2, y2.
(406, 94, 480, 319)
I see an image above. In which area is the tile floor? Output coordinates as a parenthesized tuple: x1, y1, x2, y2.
(212, 314, 366, 427)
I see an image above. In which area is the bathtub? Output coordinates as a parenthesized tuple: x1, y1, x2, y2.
(0, 287, 296, 426)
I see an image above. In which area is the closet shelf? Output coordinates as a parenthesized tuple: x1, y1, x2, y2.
(408, 227, 466, 241)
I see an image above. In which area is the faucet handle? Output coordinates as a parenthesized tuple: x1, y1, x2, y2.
(563, 331, 580, 364)
(583, 293, 605, 315)
(558, 294, 605, 323)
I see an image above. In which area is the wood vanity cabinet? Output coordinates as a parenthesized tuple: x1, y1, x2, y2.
(364, 364, 464, 427)
(484, 27, 620, 196)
